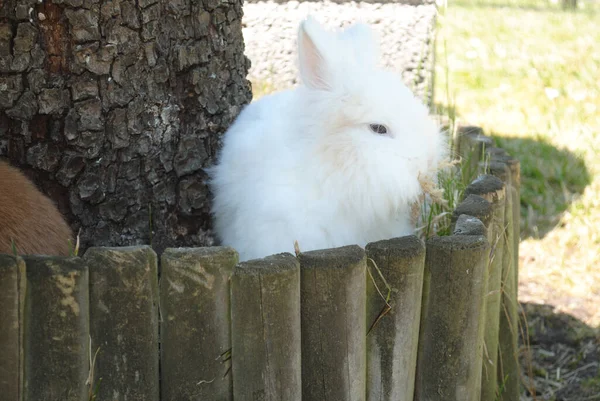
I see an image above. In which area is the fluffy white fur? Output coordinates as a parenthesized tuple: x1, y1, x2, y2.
(209, 16, 448, 262)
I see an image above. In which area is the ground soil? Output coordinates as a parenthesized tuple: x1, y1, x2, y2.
(520, 302, 600, 401)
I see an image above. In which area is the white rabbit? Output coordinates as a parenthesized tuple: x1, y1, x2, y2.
(209, 16, 448, 262)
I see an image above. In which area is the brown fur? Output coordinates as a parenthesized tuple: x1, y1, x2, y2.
(0, 161, 73, 256)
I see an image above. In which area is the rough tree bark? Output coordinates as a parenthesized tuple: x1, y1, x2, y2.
(0, 0, 252, 253)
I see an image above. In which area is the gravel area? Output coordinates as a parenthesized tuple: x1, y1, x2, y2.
(242, 1, 438, 106)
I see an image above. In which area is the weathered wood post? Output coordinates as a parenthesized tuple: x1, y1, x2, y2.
(487, 157, 521, 401)
(0, 255, 25, 400)
(84, 246, 159, 401)
(230, 253, 301, 401)
(365, 236, 425, 401)
(414, 232, 489, 401)
(457, 126, 494, 179)
(160, 247, 238, 401)
(450, 194, 494, 396)
(489, 151, 521, 287)
(299, 245, 367, 401)
(453, 214, 487, 237)
(464, 175, 506, 401)
(482, 146, 521, 291)
(495, 152, 521, 309)
(23, 256, 89, 401)
(452, 194, 494, 233)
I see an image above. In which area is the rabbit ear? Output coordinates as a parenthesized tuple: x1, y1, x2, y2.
(297, 16, 336, 91)
(340, 22, 380, 69)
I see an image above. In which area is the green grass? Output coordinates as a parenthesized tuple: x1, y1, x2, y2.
(435, 0, 600, 325)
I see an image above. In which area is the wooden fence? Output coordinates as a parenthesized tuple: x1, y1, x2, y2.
(0, 126, 521, 401)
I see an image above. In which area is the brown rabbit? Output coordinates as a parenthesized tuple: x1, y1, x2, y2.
(0, 160, 73, 256)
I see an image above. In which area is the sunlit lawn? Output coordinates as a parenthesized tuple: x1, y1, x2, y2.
(435, 0, 600, 325)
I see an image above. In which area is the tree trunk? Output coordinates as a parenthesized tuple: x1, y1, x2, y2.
(0, 0, 252, 253)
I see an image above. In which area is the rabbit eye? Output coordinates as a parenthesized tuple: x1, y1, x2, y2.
(369, 124, 388, 135)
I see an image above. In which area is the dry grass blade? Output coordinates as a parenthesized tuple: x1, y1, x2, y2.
(68, 228, 82, 257)
(413, 156, 465, 239)
(75, 228, 81, 256)
(416, 157, 461, 208)
(86, 336, 101, 401)
(366, 257, 392, 336)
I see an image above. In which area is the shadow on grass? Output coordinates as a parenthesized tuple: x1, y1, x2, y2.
(492, 134, 591, 240)
(519, 302, 600, 400)
(434, 102, 592, 240)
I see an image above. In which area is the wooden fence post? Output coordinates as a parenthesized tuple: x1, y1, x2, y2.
(415, 233, 489, 401)
(457, 125, 494, 177)
(299, 245, 367, 401)
(452, 194, 493, 233)
(0, 255, 25, 400)
(492, 152, 521, 301)
(231, 253, 301, 401)
(365, 236, 425, 401)
(84, 246, 159, 401)
(489, 152, 521, 286)
(451, 194, 493, 396)
(482, 146, 521, 288)
(465, 175, 506, 401)
(160, 247, 238, 401)
(488, 158, 521, 401)
(453, 214, 487, 236)
(22, 256, 89, 401)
